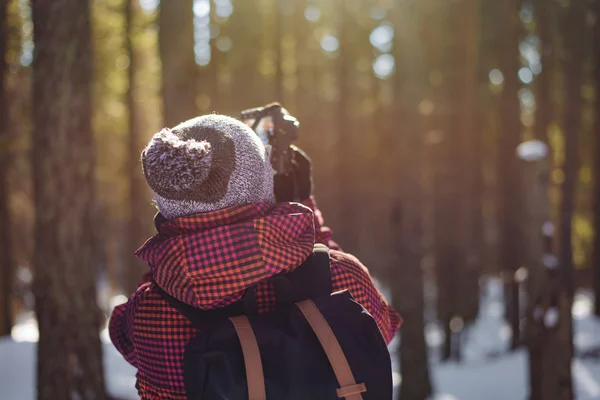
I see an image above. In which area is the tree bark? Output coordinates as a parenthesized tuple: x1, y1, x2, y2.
(228, 0, 262, 111)
(334, 0, 356, 251)
(0, 0, 14, 337)
(124, 0, 149, 294)
(533, 0, 554, 142)
(159, 0, 197, 127)
(497, 0, 523, 350)
(433, 0, 479, 360)
(391, 2, 432, 399)
(274, 0, 283, 103)
(459, 0, 482, 326)
(31, 1, 106, 399)
(594, 0, 600, 318)
(559, 0, 585, 300)
(520, 143, 546, 400)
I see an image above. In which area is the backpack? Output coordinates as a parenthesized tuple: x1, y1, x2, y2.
(157, 244, 392, 400)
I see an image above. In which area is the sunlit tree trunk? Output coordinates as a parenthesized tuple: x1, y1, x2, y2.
(433, 0, 479, 360)
(518, 141, 557, 400)
(559, 0, 585, 324)
(159, 0, 197, 126)
(31, 0, 106, 399)
(549, 3, 587, 398)
(228, 0, 262, 110)
(594, 0, 600, 318)
(334, 0, 360, 251)
(459, 0, 482, 326)
(124, 0, 149, 294)
(497, 0, 523, 350)
(533, 0, 554, 142)
(203, 0, 220, 113)
(274, 0, 283, 103)
(391, 2, 432, 397)
(0, 0, 14, 337)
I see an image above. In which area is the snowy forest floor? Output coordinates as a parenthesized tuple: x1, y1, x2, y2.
(1, 277, 600, 400)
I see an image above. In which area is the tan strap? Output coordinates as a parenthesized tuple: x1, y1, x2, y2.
(230, 316, 266, 400)
(296, 300, 366, 400)
(337, 383, 368, 398)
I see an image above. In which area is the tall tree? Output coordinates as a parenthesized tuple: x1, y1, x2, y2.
(433, 0, 479, 360)
(0, 0, 10, 335)
(459, 0, 483, 326)
(274, 0, 283, 103)
(159, 0, 197, 127)
(334, 0, 357, 251)
(124, 0, 148, 293)
(594, 0, 600, 318)
(391, 2, 432, 397)
(518, 140, 568, 400)
(497, 0, 523, 350)
(31, 0, 106, 398)
(559, 0, 586, 309)
(0, 0, 13, 337)
(228, 0, 263, 111)
(533, 0, 555, 142)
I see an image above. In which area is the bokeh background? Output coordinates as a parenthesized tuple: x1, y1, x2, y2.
(1, 0, 600, 399)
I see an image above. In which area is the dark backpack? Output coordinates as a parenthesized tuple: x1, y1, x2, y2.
(157, 244, 392, 400)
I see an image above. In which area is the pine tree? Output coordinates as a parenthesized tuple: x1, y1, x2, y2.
(31, 0, 106, 398)
(533, 0, 555, 142)
(124, 0, 149, 293)
(391, 1, 432, 398)
(159, 0, 197, 126)
(594, 0, 600, 318)
(497, 0, 523, 350)
(0, 0, 13, 337)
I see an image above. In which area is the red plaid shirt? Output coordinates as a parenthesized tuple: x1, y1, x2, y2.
(109, 198, 401, 399)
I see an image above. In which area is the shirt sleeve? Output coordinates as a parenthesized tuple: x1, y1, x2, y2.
(108, 280, 152, 368)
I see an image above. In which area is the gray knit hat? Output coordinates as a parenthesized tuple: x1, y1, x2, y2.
(141, 114, 275, 219)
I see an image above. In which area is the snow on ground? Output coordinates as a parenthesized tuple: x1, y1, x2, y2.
(2, 278, 600, 400)
(423, 280, 600, 400)
(1, 320, 138, 400)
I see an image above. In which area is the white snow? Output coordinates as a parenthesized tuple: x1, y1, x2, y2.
(2, 278, 600, 400)
(0, 323, 138, 400)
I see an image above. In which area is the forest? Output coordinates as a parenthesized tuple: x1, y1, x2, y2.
(1, 0, 600, 399)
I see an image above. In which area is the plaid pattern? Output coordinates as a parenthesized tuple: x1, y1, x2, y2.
(109, 198, 401, 399)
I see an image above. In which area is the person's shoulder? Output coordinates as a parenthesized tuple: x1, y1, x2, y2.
(330, 249, 358, 263)
(330, 249, 368, 273)
(127, 280, 167, 310)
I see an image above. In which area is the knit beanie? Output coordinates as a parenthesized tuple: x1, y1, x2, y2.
(141, 114, 275, 219)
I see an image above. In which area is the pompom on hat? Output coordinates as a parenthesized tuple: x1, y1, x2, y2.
(141, 114, 275, 219)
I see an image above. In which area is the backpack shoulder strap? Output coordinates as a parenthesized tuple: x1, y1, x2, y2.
(156, 243, 332, 325)
(273, 243, 332, 305)
(155, 284, 246, 329)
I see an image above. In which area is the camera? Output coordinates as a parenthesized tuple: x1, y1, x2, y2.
(240, 102, 299, 174)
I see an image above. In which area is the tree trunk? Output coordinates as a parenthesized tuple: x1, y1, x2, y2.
(274, 0, 283, 103)
(159, 0, 197, 127)
(594, 0, 600, 318)
(533, 0, 554, 142)
(459, 0, 482, 326)
(124, 0, 149, 294)
(335, 0, 356, 250)
(433, 0, 478, 360)
(228, 0, 262, 111)
(391, 2, 432, 399)
(0, 0, 14, 337)
(497, 0, 523, 350)
(31, 1, 106, 399)
(559, 0, 585, 304)
(518, 140, 552, 400)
